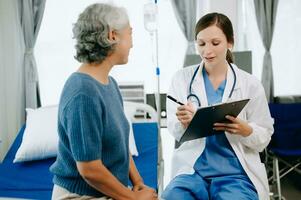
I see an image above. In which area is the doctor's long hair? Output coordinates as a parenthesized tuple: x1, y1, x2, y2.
(195, 13, 234, 63)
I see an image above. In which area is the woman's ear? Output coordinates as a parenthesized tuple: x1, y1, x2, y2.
(227, 43, 233, 51)
(108, 30, 117, 42)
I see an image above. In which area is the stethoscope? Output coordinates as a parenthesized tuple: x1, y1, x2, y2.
(187, 62, 237, 107)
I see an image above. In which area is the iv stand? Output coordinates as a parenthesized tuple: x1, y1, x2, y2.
(144, 0, 163, 194)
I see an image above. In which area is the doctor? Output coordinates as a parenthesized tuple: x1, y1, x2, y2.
(162, 13, 274, 200)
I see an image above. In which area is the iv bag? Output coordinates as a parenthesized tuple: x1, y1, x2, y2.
(144, 1, 158, 32)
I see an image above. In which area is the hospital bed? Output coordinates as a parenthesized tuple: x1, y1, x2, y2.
(0, 102, 161, 200)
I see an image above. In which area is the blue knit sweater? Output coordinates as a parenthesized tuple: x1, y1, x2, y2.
(50, 72, 130, 197)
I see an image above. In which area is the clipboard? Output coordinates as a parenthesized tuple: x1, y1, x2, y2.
(179, 99, 250, 144)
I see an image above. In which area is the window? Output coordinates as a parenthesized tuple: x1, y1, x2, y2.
(243, 0, 301, 96)
(272, 0, 301, 96)
(35, 0, 186, 105)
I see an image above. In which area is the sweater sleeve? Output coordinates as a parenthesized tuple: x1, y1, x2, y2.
(62, 94, 104, 161)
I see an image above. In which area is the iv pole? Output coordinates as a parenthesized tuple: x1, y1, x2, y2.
(146, 0, 161, 128)
(155, 0, 160, 132)
(143, 0, 161, 129)
(144, 0, 163, 194)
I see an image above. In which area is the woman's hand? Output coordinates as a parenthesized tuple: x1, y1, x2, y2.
(133, 187, 158, 200)
(213, 115, 253, 137)
(176, 102, 196, 128)
(132, 181, 148, 192)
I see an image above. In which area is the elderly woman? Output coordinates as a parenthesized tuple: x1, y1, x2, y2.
(50, 3, 158, 200)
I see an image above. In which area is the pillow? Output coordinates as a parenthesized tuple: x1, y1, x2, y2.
(124, 102, 139, 156)
(14, 105, 59, 162)
(14, 103, 139, 162)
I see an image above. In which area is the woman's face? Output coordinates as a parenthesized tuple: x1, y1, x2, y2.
(113, 24, 133, 65)
(196, 25, 232, 67)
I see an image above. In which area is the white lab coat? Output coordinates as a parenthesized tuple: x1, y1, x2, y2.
(167, 62, 274, 200)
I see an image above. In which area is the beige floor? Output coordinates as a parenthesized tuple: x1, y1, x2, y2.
(277, 175, 301, 200)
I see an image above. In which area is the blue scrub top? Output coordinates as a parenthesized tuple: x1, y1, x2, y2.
(193, 67, 247, 177)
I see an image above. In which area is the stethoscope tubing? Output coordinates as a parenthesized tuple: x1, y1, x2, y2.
(187, 62, 237, 107)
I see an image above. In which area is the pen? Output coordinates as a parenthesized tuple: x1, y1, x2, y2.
(167, 95, 184, 106)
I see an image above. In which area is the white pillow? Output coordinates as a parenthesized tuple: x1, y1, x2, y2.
(14, 105, 59, 162)
(124, 102, 139, 156)
(14, 103, 139, 162)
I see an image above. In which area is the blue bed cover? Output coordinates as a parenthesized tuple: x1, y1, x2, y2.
(0, 123, 158, 199)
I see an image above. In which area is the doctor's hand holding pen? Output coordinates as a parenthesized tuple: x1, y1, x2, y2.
(176, 102, 196, 128)
(167, 95, 197, 129)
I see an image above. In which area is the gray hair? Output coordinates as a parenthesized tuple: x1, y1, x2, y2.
(73, 3, 129, 64)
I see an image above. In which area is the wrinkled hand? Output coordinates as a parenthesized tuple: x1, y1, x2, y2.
(176, 102, 196, 128)
(133, 187, 158, 200)
(213, 115, 253, 137)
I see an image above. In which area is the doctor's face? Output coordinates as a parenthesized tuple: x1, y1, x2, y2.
(196, 25, 233, 67)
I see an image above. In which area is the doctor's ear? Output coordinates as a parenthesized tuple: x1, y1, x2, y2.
(227, 44, 233, 51)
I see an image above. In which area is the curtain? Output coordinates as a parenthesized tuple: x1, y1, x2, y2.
(20, 0, 46, 108)
(171, 0, 197, 66)
(0, 0, 25, 161)
(271, 0, 301, 96)
(253, 0, 279, 102)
